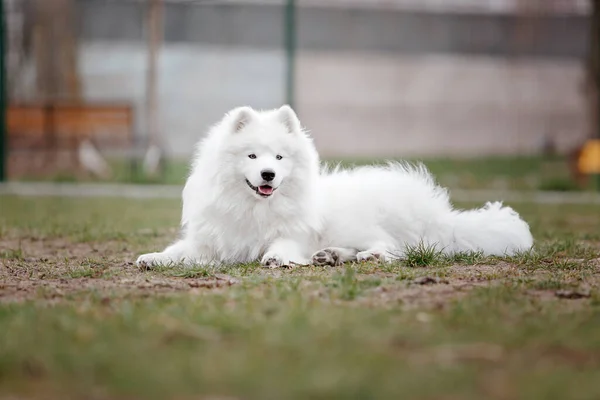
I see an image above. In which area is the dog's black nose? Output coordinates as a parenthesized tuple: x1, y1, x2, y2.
(261, 170, 275, 182)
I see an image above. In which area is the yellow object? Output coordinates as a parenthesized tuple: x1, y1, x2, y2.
(578, 139, 600, 174)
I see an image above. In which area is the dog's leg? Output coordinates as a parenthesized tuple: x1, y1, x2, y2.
(136, 239, 210, 269)
(261, 238, 308, 268)
(311, 247, 358, 266)
(356, 242, 398, 263)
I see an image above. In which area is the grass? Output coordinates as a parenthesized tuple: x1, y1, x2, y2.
(0, 194, 599, 399)
(15, 154, 588, 191)
(403, 241, 445, 267)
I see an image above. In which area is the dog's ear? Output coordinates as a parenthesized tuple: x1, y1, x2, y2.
(278, 105, 302, 134)
(229, 107, 254, 133)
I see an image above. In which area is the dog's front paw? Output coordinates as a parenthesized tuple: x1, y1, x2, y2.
(261, 252, 289, 269)
(136, 252, 174, 270)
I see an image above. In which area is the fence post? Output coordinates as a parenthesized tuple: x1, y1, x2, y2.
(284, 0, 296, 108)
(0, 0, 6, 182)
(592, 0, 600, 190)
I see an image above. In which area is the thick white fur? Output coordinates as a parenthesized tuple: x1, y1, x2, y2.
(136, 105, 533, 269)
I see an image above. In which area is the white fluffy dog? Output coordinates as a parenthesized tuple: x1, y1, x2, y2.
(136, 105, 533, 269)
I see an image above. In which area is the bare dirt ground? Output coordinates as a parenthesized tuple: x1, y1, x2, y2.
(2, 235, 598, 308)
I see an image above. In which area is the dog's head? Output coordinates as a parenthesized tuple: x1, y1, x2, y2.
(220, 105, 318, 200)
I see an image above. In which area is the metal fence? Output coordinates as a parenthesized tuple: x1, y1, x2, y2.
(1, 0, 596, 187)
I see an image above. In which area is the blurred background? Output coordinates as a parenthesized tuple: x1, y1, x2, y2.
(1, 0, 599, 191)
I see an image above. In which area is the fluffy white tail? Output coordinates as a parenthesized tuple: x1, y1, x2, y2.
(444, 202, 533, 256)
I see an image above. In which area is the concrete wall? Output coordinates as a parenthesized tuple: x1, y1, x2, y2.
(297, 53, 587, 158)
(79, 43, 286, 155)
(73, 0, 589, 158)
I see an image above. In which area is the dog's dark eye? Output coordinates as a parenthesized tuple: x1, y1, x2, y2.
(248, 154, 257, 159)
(276, 155, 283, 160)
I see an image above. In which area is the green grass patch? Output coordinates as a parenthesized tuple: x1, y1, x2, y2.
(0, 194, 599, 399)
(0, 247, 23, 260)
(13, 154, 588, 191)
(403, 241, 445, 267)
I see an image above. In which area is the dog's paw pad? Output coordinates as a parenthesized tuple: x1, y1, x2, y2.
(312, 249, 339, 266)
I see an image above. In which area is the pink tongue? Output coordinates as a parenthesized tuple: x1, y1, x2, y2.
(258, 186, 273, 195)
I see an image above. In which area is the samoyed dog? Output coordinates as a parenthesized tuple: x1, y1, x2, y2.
(136, 105, 533, 269)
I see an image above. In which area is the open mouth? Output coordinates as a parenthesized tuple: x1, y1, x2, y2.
(246, 179, 276, 198)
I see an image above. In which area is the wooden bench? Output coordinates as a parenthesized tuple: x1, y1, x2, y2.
(7, 102, 134, 150)
(6, 102, 136, 178)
